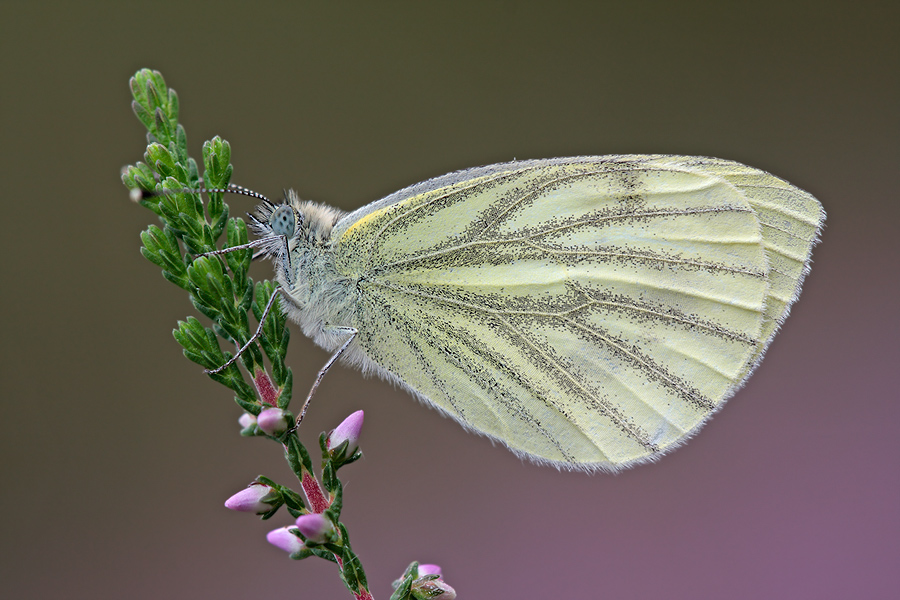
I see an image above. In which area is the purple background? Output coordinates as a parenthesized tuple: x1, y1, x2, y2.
(3, 3, 897, 598)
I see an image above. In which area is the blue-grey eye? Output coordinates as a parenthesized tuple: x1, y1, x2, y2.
(270, 205, 295, 237)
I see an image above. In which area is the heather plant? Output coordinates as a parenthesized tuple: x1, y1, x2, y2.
(122, 69, 455, 600)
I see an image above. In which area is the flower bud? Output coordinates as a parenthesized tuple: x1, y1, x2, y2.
(417, 564, 442, 578)
(238, 412, 257, 429)
(224, 483, 277, 514)
(266, 526, 304, 554)
(257, 407, 289, 436)
(295, 513, 334, 543)
(327, 410, 364, 456)
(412, 577, 456, 599)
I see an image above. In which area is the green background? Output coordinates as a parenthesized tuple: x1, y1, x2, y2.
(2, 2, 897, 598)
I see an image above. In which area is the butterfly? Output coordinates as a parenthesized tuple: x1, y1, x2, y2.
(237, 154, 824, 472)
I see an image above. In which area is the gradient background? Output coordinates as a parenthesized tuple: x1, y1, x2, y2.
(2, 2, 897, 598)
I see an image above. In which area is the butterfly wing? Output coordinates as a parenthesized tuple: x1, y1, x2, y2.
(331, 156, 823, 471)
(642, 156, 826, 374)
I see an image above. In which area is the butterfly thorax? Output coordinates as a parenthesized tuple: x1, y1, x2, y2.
(275, 200, 357, 353)
(249, 192, 355, 351)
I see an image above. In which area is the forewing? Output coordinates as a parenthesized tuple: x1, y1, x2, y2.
(333, 157, 792, 470)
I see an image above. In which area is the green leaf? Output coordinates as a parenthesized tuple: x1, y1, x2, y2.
(140, 225, 189, 289)
(131, 99, 154, 132)
(154, 107, 174, 146)
(280, 488, 307, 515)
(174, 122, 189, 165)
(284, 435, 314, 481)
(321, 460, 338, 494)
(167, 86, 180, 125)
(234, 394, 259, 414)
(209, 200, 229, 242)
(203, 136, 233, 189)
(145, 143, 176, 179)
(390, 563, 420, 600)
(305, 547, 338, 563)
(325, 486, 342, 521)
(171, 318, 253, 398)
(340, 449, 363, 468)
(144, 75, 162, 113)
(173, 317, 227, 370)
(275, 367, 292, 408)
(225, 218, 252, 284)
(338, 524, 369, 594)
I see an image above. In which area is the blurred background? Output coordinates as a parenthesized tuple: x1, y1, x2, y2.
(2, 2, 897, 598)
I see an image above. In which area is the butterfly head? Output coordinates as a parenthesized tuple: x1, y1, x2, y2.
(269, 204, 296, 238)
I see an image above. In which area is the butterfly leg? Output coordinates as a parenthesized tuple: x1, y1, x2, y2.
(204, 285, 286, 374)
(196, 237, 273, 258)
(289, 327, 358, 432)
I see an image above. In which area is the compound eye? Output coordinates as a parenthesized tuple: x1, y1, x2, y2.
(270, 205, 295, 237)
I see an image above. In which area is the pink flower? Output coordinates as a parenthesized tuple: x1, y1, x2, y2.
(295, 513, 334, 543)
(327, 410, 364, 456)
(417, 564, 442, 578)
(238, 412, 256, 429)
(257, 407, 289, 436)
(411, 563, 455, 598)
(266, 526, 304, 554)
(224, 482, 276, 514)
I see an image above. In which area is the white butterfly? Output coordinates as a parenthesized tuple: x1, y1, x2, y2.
(243, 155, 824, 472)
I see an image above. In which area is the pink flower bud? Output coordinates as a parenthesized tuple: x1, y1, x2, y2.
(295, 513, 333, 543)
(238, 412, 257, 429)
(266, 526, 304, 554)
(327, 410, 364, 455)
(224, 483, 276, 514)
(417, 564, 442, 577)
(257, 407, 289, 436)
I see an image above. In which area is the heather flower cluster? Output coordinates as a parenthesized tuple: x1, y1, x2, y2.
(224, 411, 455, 599)
(125, 69, 455, 599)
(225, 411, 364, 553)
(222, 410, 372, 599)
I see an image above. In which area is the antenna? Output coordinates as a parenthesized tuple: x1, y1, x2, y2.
(130, 182, 275, 204)
(131, 183, 290, 263)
